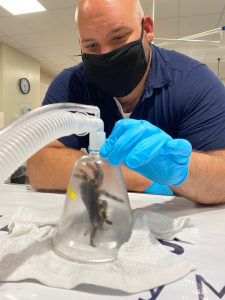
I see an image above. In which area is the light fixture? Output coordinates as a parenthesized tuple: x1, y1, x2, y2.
(0, 0, 46, 15)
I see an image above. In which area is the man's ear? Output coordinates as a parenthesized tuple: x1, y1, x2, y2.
(144, 16, 154, 42)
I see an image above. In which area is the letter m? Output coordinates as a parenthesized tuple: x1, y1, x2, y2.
(196, 274, 225, 300)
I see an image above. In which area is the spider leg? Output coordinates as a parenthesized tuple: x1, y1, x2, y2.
(94, 162, 101, 170)
(85, 162, 96, 171)
(101, 200, 113, 225)
(85, 162, 102, 182)
(90, 226, 98, 247)
(100, 190, 124, 203)
(94, 162, 104, 183)
(80, 169, 93, 182)
(73, 174, 88, 181)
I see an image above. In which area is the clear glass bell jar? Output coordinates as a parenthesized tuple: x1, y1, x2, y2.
(52, 150, 134, 263)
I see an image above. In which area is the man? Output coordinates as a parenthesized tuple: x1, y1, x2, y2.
(27, 0, 225, 204)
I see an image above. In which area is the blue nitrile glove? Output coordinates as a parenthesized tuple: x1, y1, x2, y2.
(143, 182, 174, 195)
(100, 119, 192, 186)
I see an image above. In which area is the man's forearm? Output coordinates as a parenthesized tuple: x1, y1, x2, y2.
(170, 151, 225, 204)
(27, 146, 84, 190)
(27, 143, 152, 192)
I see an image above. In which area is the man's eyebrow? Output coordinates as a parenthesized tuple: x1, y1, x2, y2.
(107, 25, 132, 36)
(81, 26, 132, 43)
(81, 38, 96, 43)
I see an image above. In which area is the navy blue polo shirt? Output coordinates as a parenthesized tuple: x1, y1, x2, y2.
(43, 44, 225, 152)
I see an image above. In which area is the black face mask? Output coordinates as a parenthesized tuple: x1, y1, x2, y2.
(82, 20, 149, 97)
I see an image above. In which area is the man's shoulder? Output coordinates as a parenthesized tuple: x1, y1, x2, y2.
(55, 62, 86, 84)
(154, 45, 204, 73)
(43, 62, 95, 106)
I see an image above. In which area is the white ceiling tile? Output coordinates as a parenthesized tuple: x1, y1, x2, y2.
(0, 16, 34, 35)
(31, 47, 63, 57)
(40, 66, 55, 77)
(219, 69, 225, 78)
(140, 0, 154, 17)
(205, 60, 225, 70)
(206, 45, 225, 56)
(205, 61, 220, 74)
(58, 63, 76, 69)
(47, 56, 75, 64)
(56, 43, 80, 56)
(70, 55, 82, 64)
(39, 30, 76, 46)
(41, 65, 63, 76)
(205, 45, 225, 61)
(38, 0, 79, 10)
(154, 18, 178, 37)
(178, 33, 217, 42)
(179, 14, 221, 35)
(180, 0, 225, 17)
(70, 29, 79, 39)
(16, 11, 67, 33)
(155, 0, 179, 19)
(178, 44, 209, 57)
(212, 33, 222, 40)
(51, 7, 76, 29)
(0, 36, 25, 49)
(218, 61, 225, 69)
(0, 6, 11, 17)
(204, 54, 225, 62)
(154, 35, 178, 50)
(19, 48, 41, 58)
(68, 55, 82, 64)
(218, 13, 225, 27)
(36, 57, 55, 65)
(190, 55, 206, 63)
(158, 44, 178, 51)
(154, 34, 178, 43)
(11, 33, 51, 48)
(30, 46, 64, 57)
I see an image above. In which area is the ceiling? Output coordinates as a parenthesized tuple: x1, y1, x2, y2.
(0, 0, 225, 78)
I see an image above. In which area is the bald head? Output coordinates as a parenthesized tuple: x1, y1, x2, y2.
(75, 0, 144, 31)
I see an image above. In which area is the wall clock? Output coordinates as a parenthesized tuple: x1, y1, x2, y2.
(20, 78, 30, 94)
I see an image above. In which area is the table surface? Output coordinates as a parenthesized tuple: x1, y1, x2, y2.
(0, 184, 225, 300)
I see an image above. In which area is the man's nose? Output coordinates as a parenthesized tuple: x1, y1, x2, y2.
(100, 45, 113, 54)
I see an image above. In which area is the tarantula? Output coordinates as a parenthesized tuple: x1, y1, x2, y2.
(74, 161, 124, 247)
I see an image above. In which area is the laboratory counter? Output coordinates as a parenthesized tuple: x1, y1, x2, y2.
(0, 184, 225, 300)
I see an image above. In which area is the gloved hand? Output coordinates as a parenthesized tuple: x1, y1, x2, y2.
(100, 119, 192, 186)
(143, 181, 174, 195)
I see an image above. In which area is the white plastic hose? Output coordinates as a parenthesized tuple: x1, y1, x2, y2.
(0, 103, 103, 183)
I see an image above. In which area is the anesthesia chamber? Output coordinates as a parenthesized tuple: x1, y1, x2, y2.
(0, 103, 133, 263)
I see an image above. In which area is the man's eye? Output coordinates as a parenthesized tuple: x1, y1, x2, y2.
(87, 43, 98, 49)
(114, 35, 126, 40)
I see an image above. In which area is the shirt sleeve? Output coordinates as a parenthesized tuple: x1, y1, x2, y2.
(177, 64, 225, 152)
(42, 68, 88, 150)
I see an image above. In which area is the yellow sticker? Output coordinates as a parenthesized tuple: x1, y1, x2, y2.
(67, 186, 76, 200)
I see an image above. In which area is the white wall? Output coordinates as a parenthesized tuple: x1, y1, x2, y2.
(40, 72, 54, 86)
(40, 72, 54, 106)
(0, 44, 3, 113)
(221, 78, 225, 85)
(0, 112, 4, 129)
(0, 43, 40, 126)
(40, 82, 50, 106)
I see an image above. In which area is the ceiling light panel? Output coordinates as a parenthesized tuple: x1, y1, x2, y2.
(0, 0, 46, 15)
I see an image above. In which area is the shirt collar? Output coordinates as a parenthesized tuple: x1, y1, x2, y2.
(143, 44, 172, 98)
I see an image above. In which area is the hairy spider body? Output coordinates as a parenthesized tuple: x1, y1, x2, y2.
(74, 161, 124, 247)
